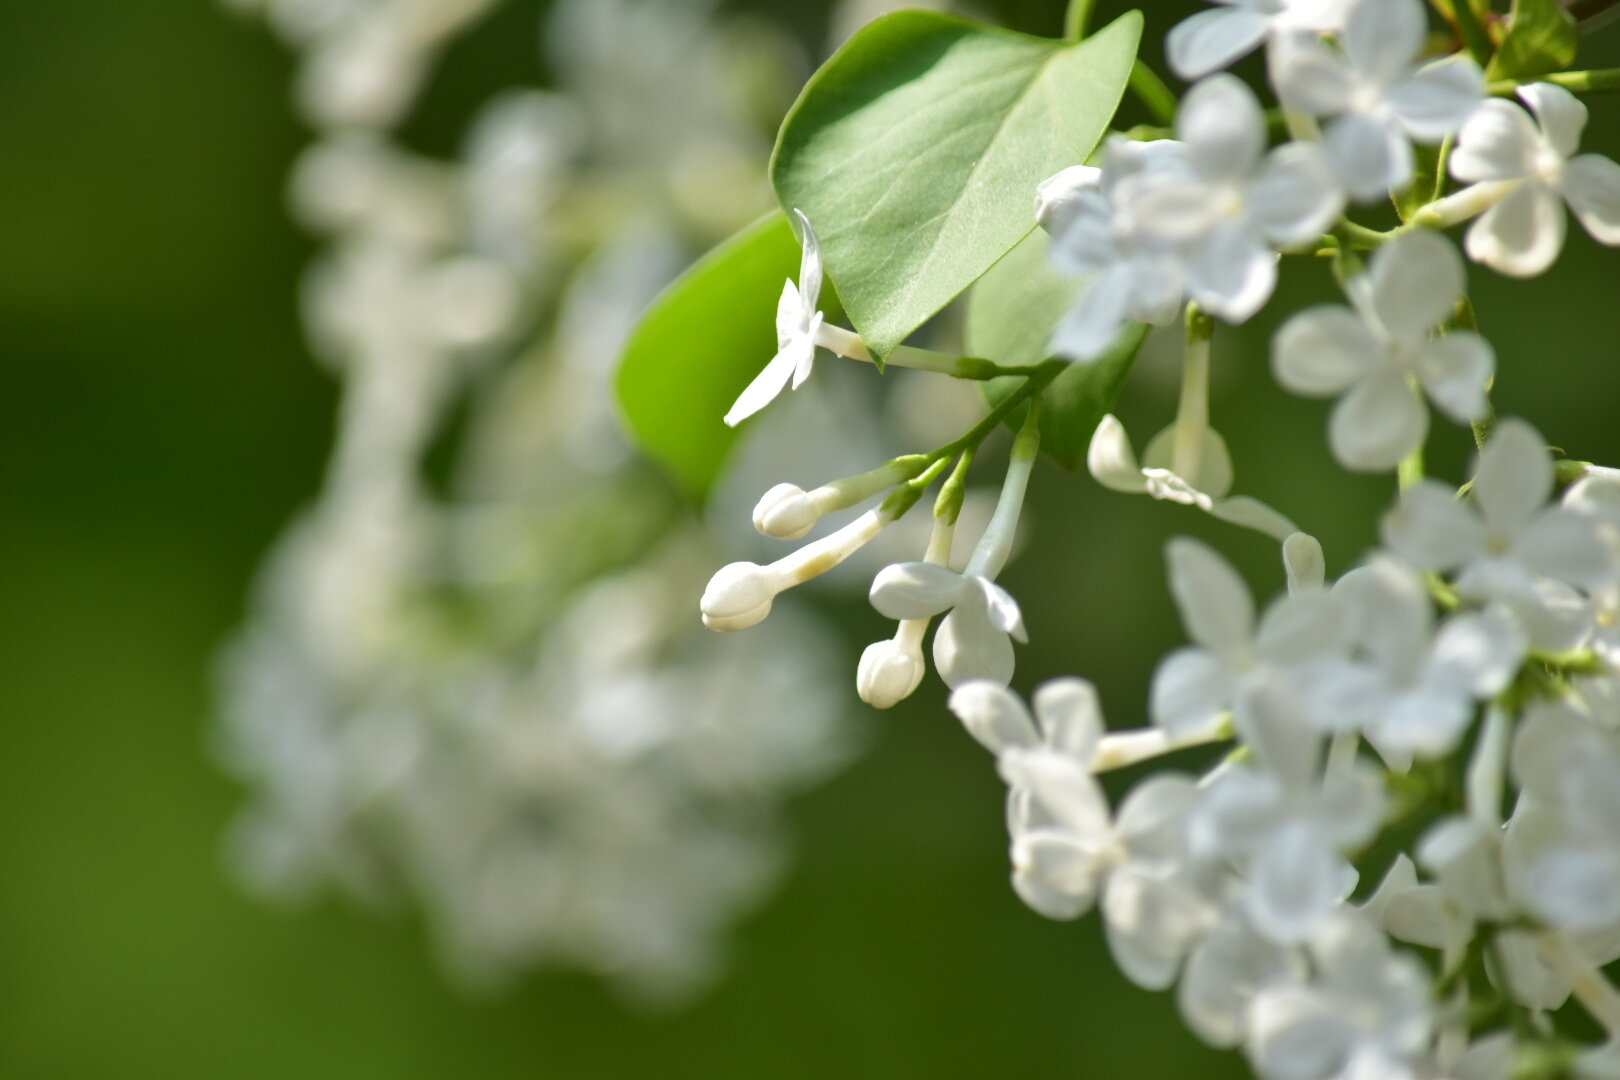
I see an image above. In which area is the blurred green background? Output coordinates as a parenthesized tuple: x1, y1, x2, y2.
(4, 1, 1620, 1077)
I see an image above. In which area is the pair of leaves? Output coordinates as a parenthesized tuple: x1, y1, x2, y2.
(617, 10, 1142, 500)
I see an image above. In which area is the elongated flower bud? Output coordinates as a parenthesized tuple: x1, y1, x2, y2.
(857, 635, 926, 709)
(753, 483, 819, 540)
(700, 562, 776, 632)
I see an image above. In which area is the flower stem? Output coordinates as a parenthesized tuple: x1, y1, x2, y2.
(1489, 66, 1620, 95)
(1172, 306, 1213, 482)
(816, 324, 1044, 380)
(1128, 60, 1177, 126)
(965, 402, 1042, 581)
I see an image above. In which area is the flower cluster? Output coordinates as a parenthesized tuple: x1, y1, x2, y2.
(699, 0, 1620, 1073)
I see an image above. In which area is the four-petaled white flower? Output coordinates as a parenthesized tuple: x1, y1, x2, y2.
(1382, 418, 1615, 649)
(1450, 82, 1620, 277)
(724, 209, 827, 427)
(1270, 0, 1483, 202)
(1272, 230, 1494, 471)
(870, 562, 1026, 688)
(1128, 75, 1344, 323)
(1167, 0, 1350, 81)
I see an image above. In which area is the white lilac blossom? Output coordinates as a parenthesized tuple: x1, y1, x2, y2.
(1451, 82, 1620, 277)
(1382, 418, 1615, 648)
(1041, 139, 1193, 360)
(725, 210, 829, 426)
(1270, 0, 1483, 202)
(1272, 229, 1493, 471)
(703, 506, 895, 631)
(1167, 0, 1350, 81)
(1127, 75, 1344, 323)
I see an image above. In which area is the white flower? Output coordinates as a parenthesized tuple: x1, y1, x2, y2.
(1272, 230, 1494, 471)
(1244, 914, 1432, 1080)
(1179, 916, 1306, 1048)
(1189, 691, 1384, 944)
(1167, 0, 1351, 81)
(1044, 140, 1193, 360)
(1381, 418, 1614, 648)
(1089, 415, 1302, 539)
(1151, 538, 1347, 740)
(723, 209, 827, 427)
(1310, 559, 1525, 764)
(1270, 0, 1483, 202)
(1450, 83, 1620, 277)
(1128, 76, 1344, 322)
(870, 561, 1026, 687)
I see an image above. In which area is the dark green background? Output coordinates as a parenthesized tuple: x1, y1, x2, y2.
(3, 1, 1618, 1076)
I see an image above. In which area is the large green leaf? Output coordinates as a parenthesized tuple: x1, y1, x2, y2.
(772, 10, 1141, 366)
(966, 229, 1146, 470)
(1488, 0, 1578, 80)
(615, 211, 810, 503)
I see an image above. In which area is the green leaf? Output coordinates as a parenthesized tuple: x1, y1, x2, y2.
(1488, 0, 1578, 80)
(966, 230, 1147, 469)
(772, 10, 1141, 367)
(615, 210, 817, 503)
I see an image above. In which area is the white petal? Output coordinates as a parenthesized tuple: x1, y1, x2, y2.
(1235, 682, 1324, 785)
(933, 603, 1014, 689)
(1180, 74, 1266, 183)
(775, 277, 802, 349)
(1009, 829, 1105, 920)
(1563, 153, 1620, 245)
(1032, 677, 1104, 761)
(1179, 920, 1299, 1048)
(723, 336, 802, 426)
(1474, 417, 1552, 538)
(1342, 0, 1425, 87)
(789, 311, 822, 388)
(1387, 56, 1485, 143)
(947, 681, 1040, 755)
(1518, 507, 1616, 590)
(1209, 496, 1300, 541)
(1368, 227, 1464, 339)
(1251, 143, 1346, 245)
(1255, 591, 1347, 667)
(1050, 265, 1133, 362)
(868, 561, 964, 620)
(1168, 8, 1272, 82)
(1381, 480, 1486, 570)
(790, 208, 823, 311)
(1272, 305, 1381, 396)
(1191, 766, 1284, 857)
(1269, 35, 1354, 114)
(1114, 774, 1198, 856)
(1325, 111, 1413, 203)
(1465, 180, 1567, 278)
(1317, 763, 1387, 849)
(1087, 414, 1150, 493)
(978, 578, 1027, 643)
(1430, 606, 1528, 698)
(1033, 165, 1100, 234)
(1247, 821, 1345, 944)
(1188, 223, 1277, 323)
(1414, 332, 1493, 423)
(1151, 646, 1238, 738)
(1523, 847, 1620, 930)
(1520, 81, 1587, 160)
(1328, 363, 1428, 472)
(1143, 423, 1235, 499)
(1102, 865, 1209, 989)
(998, 747, 1109, 836)
(1334, 560, 1432, 670)
(1283, 532, 1326, 593)
(1166, 536, 1255, 654)
(1451, 99, 1540, 182)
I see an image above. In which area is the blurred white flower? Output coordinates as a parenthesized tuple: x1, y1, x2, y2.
(870, 562, 1027, 688)
(1167, 0, 1350, 81)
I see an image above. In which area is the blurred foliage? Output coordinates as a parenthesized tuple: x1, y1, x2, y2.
(5, 0, 1620, 1077)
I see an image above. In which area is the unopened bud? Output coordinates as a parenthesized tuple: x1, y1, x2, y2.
(753, 483, 819, 540)
(857, 637, 925, 709)
(700, 562, 776, 632)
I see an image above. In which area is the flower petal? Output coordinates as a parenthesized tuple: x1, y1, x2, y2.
(1465, 180, 1567, 278)
(948, 680, 1039, 755)
(1032, 677, 1105, 762)
(1388, 56, 1485, 143)
(1342, 0, 1426, 87)
(1151, 646, 1238, 738)
(1520, 81, 1587, 160)
(1369, 228, 1464, 339)
(1087, 414, 1150, 493)
(1381, 480, 1486, 570)
(790, 208, 823, 311)
(1167, 8, 1272, 82)
(1328, 363, 1429, 472)
(1250, 143, 1346, 245)
(933, 602, 1014, 688)
(979, 578, 1028, 643)
(1179, 74, 1266, 183)
(1517, 507, 1615, 590)
(1209, 496, 1300, 541)
(1166, 536, 1255, 654)
(1188, 223, 1277, 323)
(998, 746, 1109, 836)
(1247, 821, 1346, 944)
(1563, 152, 1620, 245)
(1474, 417, 1552, 538)
(1009, 829, 1105, 920)
(1272, 305, 1382, 396)
(1414, 332, 1493, 423)
(1051, 265, 1133, 362)
(1269, 35, 1354, 114)
(723, 334, 802, 426)
(1324, 111, 1413, 203)
(1143, 423, 1235, 499)
(868, 561, 964, 620)
(1451, 99, 1541, 182)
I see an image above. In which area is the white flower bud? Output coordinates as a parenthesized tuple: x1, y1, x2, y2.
(752, 483, 819, 540)
(857, 636, 925, 709)
(700, 562, 776, 632)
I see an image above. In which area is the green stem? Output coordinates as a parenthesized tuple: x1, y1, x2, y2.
(1064, 0, 1099, 41)
(934, 447, 976, 525)
(1172, 306, 1213, 481)
(1128, 60, 1178, 126)
(819, 326, 1047, 381)
(1451, 0, 1495, 67)
(1488, 67, 1620, 95)
(1398, 444, 1425, 492)
(936, 361, 1065, 461)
